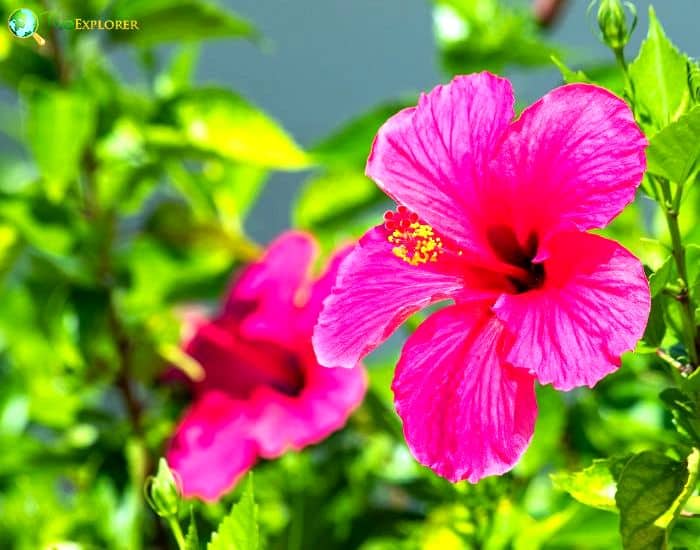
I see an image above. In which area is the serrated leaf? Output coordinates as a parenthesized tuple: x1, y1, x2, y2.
(551, 457, 630, 512)
(185, 508, 200, 550)
(174, 88, 310, 170)
(629, 7, 689, 129)
(109, 0, 256, 46)
(647, 106, 700, 183)
(207, 474, 258, 550)
(616, 450, 700, 550)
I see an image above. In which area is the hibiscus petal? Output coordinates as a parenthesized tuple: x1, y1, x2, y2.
(225, 231, 318, 346)
(186, 318, 304, 399)
(313, 227, 472, 368)
(167, 391, 258, 501)
(393, 304, 537, 483)
(493, 231, 651, 391)
(366, 72, 514, 248)
(490, 84, 647, 238)
(249, 351, 367, 457)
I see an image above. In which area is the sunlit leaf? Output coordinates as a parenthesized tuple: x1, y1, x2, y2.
(208, 474, 259, 550)
(629, 7, 690, 130)
(185, 508, 200, 550)
(174, 88, 310, 169)
(551, 457, 630, 513)
(649, 256, 674, 297)
(109, 0, 256, 46)
(21, 83, 96, 200)
(647, 106, 700, 183)
(294, 171, 383, 230)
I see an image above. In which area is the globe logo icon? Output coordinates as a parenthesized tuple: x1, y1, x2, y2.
(7, 8, 45, 45)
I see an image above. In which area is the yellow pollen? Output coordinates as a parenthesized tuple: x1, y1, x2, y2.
(388, 222, 443, 266)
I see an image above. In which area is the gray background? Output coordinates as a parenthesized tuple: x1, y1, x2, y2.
(1, 1, 697, 242)
(208, 0, 696, 241)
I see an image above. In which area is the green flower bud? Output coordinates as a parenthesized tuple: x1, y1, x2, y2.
(145, 458, 181, 518)
(594, 0, 636, 52)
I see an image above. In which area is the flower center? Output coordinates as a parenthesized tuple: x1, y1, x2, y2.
(384, 206, 444, 266)
(486, 225, 544, 293)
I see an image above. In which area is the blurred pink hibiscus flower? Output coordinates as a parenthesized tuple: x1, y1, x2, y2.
(313, 72, 650, 483)
(167, 232, 367, 501)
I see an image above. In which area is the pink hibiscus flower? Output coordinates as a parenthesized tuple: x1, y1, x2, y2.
(167, 232, 367, 501)
(313, 73, 650, 483)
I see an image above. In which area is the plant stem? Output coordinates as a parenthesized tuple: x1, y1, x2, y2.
(167, 516, 187, 550)
(652, 174, 699, 367)
(40, 0, 70, 85)
(613, 45, 698, 369)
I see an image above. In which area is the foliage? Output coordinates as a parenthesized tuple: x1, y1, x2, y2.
(0, 0, 698, 549)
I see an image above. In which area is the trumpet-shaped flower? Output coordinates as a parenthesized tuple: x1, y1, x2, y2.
(313, 73, 649, 482)
(167, 232, 366, 500)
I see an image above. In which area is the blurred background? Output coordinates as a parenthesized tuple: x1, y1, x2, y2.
(1, 0, 699, 549)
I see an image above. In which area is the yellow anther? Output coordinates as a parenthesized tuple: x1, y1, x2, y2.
(388, 222, 443, 266)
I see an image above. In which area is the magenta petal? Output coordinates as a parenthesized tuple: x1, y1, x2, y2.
(313, 227, 468, 368)
(494, 232, 651, 391)
(393, 304, 537, 483)
(248, 356, 367, 458)
(366, 72, 514, 248)
(490, 84, 647, 236)
(224, 231, 318, 345)
(167, 391, 258, 501)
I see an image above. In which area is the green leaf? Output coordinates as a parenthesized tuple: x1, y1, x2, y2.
(551, 55, 591, 84)
(155, 44, 201, 98)
(174, 88, 310, 170)
(208, 474, 259, 550)
(516, 386, 565, 476)
(616, 450, 700, 550)
(629, 7, 690, 130)
(647, 106, 700, 183)
(551, 457, 630, 512)
(294, 171, 383, 230)
(311, 100, 412, 168)
(433, 0, 558, 74)
(21, 84, 96, 200)
(109, 0, 256, 46)
(185, 508, 200, 550)
(659, 389, 700, 444)
(649, 256, 674, 297)
(687, 244, 700, 299)
(639, 295, 666, 349)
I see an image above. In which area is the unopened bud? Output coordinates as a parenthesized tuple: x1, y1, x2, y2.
(594, 0, 636, 52)
(145, 458, 181, 518)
